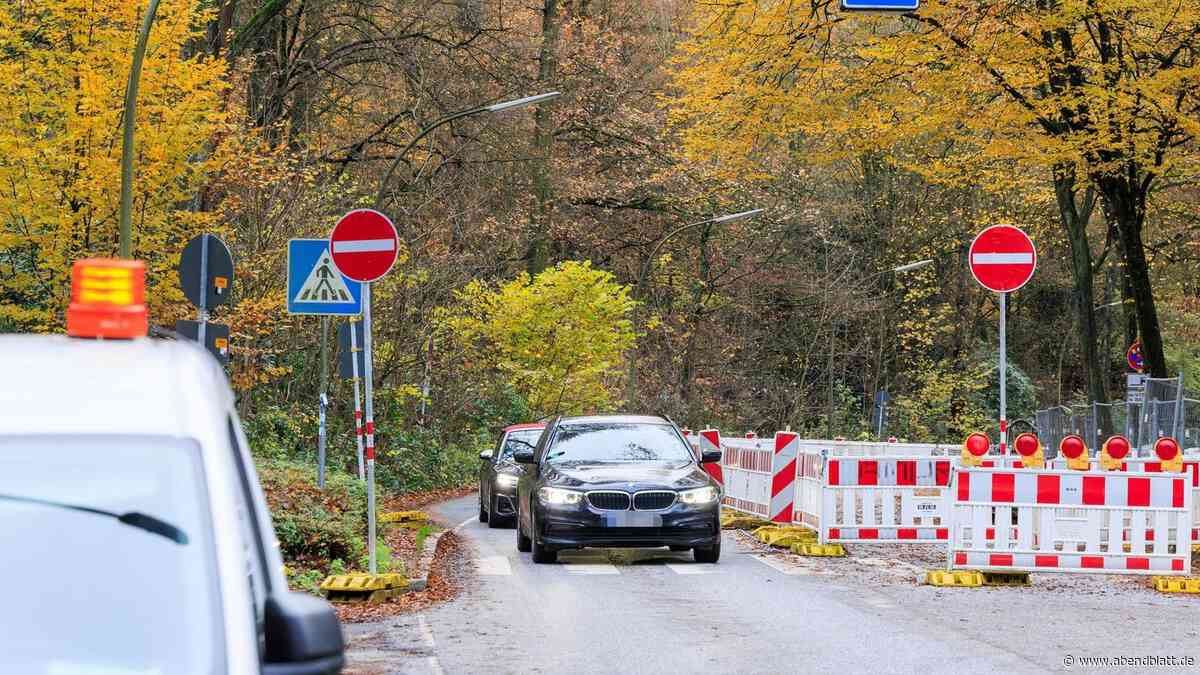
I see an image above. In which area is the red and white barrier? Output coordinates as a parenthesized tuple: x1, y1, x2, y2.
(1047, 457, 1200, 544)
(793, 454, 955, 544)
(949, 467, 1193, 575)
(770, 432, 799, 523)
(796, 439, 954, 458)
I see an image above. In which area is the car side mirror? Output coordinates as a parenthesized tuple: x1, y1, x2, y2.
(700, 449, 722, 464)
(479, 449, 493, 460)
(263, 591, 345, 675)
(513, 448, 536, 464)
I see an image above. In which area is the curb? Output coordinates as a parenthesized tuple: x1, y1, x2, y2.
(405, 529, 444, 592)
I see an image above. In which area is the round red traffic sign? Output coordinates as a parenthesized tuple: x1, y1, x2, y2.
(968, 225, 1037, 293)
(329, 209, 399, 283)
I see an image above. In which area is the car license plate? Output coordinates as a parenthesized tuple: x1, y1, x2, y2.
(604, 512, 661, 527)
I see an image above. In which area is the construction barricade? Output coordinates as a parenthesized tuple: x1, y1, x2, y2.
(708, 431, 774, 519)
(793, 453, 955, 545)
(796, 439, 953, 458)
(949, 467, 1193, 575)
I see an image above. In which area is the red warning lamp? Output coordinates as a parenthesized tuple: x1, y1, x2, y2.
(1014, 433, 1039, 457)
(1059, 434, 1089, 470)
(1100, 435, 1131, 470)
(66, 259, 148, 339)
(961, 432, 990, 467)
(1154, 437, 1180, 461)
(1153, 437, 1183, 472)
(1013, 432, 1044, 468)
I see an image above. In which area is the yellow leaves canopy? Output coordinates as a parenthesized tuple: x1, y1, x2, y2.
(0, 0, 229, 330)
(439, 261, 637, 416)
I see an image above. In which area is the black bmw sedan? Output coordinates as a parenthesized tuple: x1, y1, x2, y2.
(513, 414, 723, 564)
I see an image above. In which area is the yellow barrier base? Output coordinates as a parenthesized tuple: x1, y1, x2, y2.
(721, 513, 772, 530)
(379, 510, 429, 524)
(1153, 577, 1200, 594)
(925, 570, 983, 587)
(320, 573, 408, 604)
(792, 543, 846, 557)
(982, 571, 1031, 587)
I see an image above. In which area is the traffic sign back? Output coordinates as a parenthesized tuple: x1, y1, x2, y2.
(968, 225, 1036, 293)
(329, 209, 399, 283)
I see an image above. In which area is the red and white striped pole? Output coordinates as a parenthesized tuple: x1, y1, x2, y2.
(362, 283, 378, 574)
(349, 316, 366, 480)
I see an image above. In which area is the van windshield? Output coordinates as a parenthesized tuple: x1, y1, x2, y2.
(0, 435, 222, 673)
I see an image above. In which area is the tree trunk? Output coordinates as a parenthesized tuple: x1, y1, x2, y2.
(1096, 177, 1167, 377)
(679, 223, 713, 416)
(526, 0, 563, 274)
(1052, 164, 1108, 407)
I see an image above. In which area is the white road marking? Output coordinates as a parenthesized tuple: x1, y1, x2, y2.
(972, 252, 1032, 264)
(477, 556, 513, 576)
(752, 554, 821, 576)
(862, 595, 898, 609)
(417, 614, 436, 647)
(332, 238, 395, 253)
(562, 563, 621, 575)
(417, 615, 446, 675)
(452, 516, 473, 533)
(666, 563, 718, 575)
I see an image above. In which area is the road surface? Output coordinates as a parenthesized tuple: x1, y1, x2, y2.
(345, 493, 1199, 674)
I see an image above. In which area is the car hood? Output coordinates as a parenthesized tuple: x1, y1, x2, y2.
(542, 461, 711, 490)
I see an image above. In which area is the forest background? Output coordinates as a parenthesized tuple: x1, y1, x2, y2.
(2, 0, 1197, 494)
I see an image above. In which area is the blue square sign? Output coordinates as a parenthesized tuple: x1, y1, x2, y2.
(841, 0, 919, 10)
(287, 239, 363, 315)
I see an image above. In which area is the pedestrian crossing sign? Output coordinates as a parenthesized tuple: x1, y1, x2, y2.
(287, 239, 363, 315)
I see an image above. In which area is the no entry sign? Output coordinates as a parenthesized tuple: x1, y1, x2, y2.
(968, 225, 1036, 293)
(329, 209, 399, 283)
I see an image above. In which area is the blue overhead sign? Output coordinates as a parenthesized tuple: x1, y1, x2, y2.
(841, 0, 919, 11)
(287, 239, 363, 315)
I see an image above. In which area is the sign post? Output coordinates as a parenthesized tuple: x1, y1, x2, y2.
(177, 233, 233, 363)
(339, 319, 367, 480)
(287, 238, 364, 487)
(969, 225, 1037, 455)
(329, 209, 400, 575)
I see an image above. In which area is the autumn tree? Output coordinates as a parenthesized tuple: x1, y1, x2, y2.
(669, 0, 1200, 382)
(0, 0, 229, 330)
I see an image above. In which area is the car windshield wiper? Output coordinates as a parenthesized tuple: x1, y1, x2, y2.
(0, 493, 188, 545)
(545, 450, 567, 460)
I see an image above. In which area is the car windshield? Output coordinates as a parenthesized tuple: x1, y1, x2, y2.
(0, 434, 222, 673)
(545, 422, 694, 464)
(499, 428, 543, 460)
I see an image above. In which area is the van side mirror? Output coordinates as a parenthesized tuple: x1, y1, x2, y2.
(513, 448, 536, 464)
(700, 449, 722, 464)
(263, 591, 345, 675)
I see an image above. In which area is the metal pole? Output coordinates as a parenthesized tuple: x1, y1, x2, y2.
(198, 233, 209, 348)
(119, 0, 163, 258)
(350, 317, 365, 480)
(318, 316, 329, 489)
(827, 327, 835, 439)
(362, 284, 378, 575)
(998, 292, 1008, 454)
(1173, 371, 1185, 440)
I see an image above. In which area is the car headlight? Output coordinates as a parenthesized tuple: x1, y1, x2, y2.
(679, 486, 719, 505)
(538, 487, 582, 506)
(496, 473, 518, 489)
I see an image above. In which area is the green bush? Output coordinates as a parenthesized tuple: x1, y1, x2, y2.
(257, 459, 368, 564)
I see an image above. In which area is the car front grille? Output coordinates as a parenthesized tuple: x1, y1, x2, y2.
(587, 491, 631, 511)
(633, 491, 676, 511)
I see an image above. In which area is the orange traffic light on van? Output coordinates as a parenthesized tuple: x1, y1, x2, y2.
(66, 259, 148, 339)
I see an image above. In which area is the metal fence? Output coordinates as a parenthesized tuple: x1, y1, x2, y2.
(1035, 375, 1199, 457)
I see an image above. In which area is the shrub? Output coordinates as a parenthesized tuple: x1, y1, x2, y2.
(256, 459, 369, 564)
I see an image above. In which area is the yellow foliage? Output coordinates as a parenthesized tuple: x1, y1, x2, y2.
(0, 0, 229, 330)
(438, 261, 637, 416)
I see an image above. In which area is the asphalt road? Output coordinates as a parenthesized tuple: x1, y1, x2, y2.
(345, 494, 1200, 674)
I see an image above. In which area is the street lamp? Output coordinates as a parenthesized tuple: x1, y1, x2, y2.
(828, 258, 933, 439)
(373, 91, 562, 209)
(118, 0, 164, 258)
(625, 208, 765, 405)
